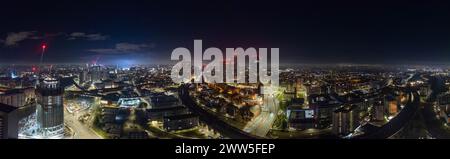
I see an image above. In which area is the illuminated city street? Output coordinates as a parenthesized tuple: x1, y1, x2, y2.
(64, 108, 102, 139)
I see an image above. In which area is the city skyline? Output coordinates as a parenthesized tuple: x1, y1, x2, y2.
(3, 0, 450, 140)
(2, 1, 450, 158)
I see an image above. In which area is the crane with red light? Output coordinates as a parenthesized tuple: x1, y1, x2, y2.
(40, 43, 46, 66)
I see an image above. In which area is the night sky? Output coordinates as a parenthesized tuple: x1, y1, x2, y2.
(1, 0, 450, 65)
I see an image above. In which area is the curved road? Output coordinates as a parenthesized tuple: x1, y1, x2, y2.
(243, 93, 279, 137)
(179, 84, 261, 139)
(355, 90, 420, 139)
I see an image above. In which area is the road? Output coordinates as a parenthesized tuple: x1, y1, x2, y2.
(179, 84, 260, 139)
(243, 93, 279, 137)
(269, 128, 335, 139)
(64, 108, 102, 139)
(355, 90, 420, 139)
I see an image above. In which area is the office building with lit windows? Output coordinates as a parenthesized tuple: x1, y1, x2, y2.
(332, 104, 360, 136)
(36, 77, 64, 138)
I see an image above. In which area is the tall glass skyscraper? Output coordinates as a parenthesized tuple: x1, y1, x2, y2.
(36, 77, 64, 138)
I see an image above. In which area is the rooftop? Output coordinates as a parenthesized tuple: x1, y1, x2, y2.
(334, 104, 358, 113)
(147, 105, 186, 112)
(0, 103, 18, 113)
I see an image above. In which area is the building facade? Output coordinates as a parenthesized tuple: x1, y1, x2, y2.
(163, 114, 199, 131)
(332, 104, 360, 136)
(36, 78, 64, 138)
(0, 87, 35, 107)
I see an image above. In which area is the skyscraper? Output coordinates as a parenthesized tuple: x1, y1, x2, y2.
(90, 65, 102, 82)
(36, 77, 64, 138)
(79, 70, 88, 84)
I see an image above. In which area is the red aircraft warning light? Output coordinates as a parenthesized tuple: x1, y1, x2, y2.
(42, 44, 47, 49)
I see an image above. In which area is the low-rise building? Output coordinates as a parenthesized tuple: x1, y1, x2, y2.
(146, 105, 188, 122)
(100, 106, 119, 123)
(287, 106, 315, 130)
(163, 114, 199, 131)
(150, 94, 179, 108)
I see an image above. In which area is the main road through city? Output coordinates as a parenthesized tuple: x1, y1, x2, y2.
(64, 108, 102, 139)
(243, 93, 279, 137)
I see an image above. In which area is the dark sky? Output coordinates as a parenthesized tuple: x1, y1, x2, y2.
(1, 0, 450, 65)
